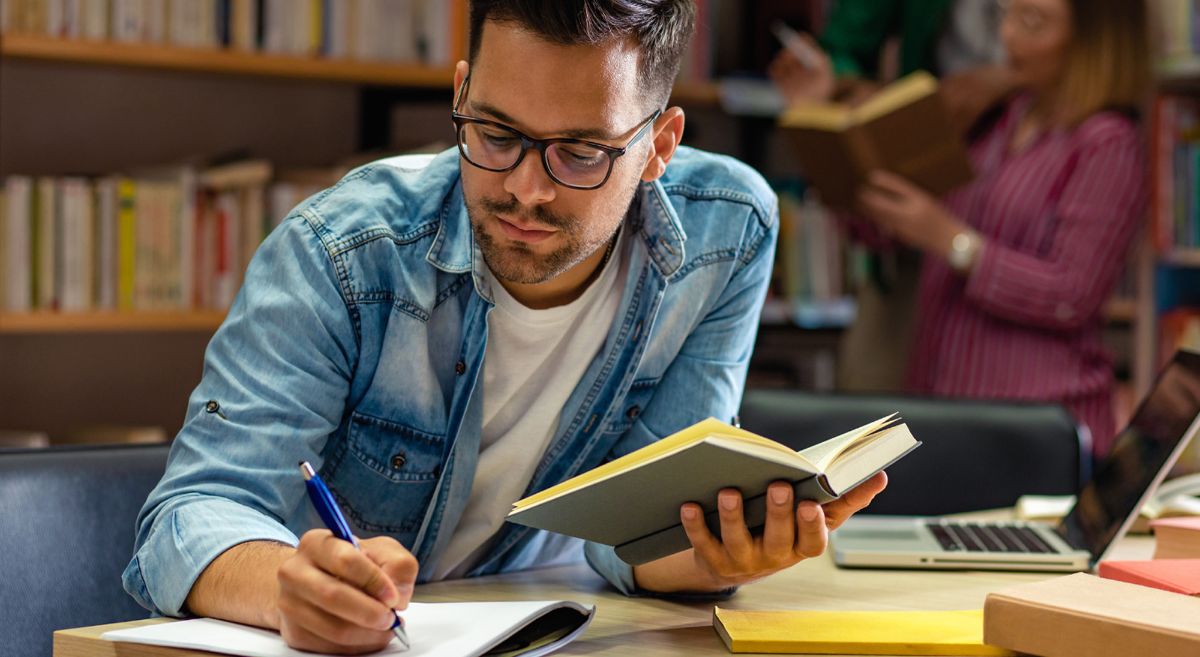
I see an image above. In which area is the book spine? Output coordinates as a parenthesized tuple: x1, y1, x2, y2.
(3, 177, 33, 312)
(116, 178, 136, 311)
(983, 595, 1200, 656)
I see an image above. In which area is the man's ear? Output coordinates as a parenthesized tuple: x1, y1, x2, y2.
(640, 107, 686, 183)
(453, 60, 469, 104)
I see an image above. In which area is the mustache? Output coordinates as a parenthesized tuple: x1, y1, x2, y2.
(479, 196, 575, 230)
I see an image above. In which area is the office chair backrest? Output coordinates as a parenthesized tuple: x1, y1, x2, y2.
(0, 443, 169, 657)
(738, 390, 1084, 516)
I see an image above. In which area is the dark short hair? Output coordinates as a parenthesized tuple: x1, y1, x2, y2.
(468, 0, 696, 108)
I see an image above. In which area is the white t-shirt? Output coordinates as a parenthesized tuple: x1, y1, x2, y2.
(433, 229, 629, 579)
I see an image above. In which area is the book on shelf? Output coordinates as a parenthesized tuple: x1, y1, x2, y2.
(713, 608, 1011, 656)
(89, 600, 594, 657)
(769, 188, 846, 308)
(1153, 516, 1200, 559)
(1, 0, 468, 67)
(1150, 96, 1200, 252)
(983, 573, 1200, 657)
(507, 416, 920, 565)
(778, 71, 974, 209)
(1099, 559, 1200, 597)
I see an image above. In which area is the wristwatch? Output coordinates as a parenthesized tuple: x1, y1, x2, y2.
(947, 230, 983, 273)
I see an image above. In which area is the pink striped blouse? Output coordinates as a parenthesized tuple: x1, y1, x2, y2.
(860, 95, 1146, 455)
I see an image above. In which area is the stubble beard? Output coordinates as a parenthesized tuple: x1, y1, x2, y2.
(467, 192, 630, 285)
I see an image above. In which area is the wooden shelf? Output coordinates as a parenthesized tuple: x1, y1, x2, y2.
(1158, 56, 1200, 86)
(1165, 248, 1200, 267)
(2, 35, 723, 105)
(0, 311, 226, 334)
(670, 81, 721, 106)
(1105, 298, 1137, 323)
(1, 34, 455, 86)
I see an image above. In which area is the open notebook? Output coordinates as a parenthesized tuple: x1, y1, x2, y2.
(508, 416, 919, 565)
(101, 600, 594, 657)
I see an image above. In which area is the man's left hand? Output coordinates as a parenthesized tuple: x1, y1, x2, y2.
(633, 472, 887, 592)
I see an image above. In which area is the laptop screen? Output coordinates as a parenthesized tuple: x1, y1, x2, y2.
(1054, 350, 1200, 559)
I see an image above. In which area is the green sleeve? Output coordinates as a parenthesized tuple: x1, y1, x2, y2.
(818, 0, 905, 79)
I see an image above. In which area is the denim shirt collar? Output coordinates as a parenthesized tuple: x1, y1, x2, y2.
(425, 161, 688, 286)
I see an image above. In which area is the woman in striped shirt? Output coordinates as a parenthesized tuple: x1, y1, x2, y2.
(852, 0, 1150, 456)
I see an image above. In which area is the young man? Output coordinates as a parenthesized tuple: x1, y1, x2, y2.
(124, 1, 886, 653)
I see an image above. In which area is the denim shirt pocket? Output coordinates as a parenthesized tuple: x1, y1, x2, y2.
(607, 377, 661, 435)
(321, 411, 446, 545)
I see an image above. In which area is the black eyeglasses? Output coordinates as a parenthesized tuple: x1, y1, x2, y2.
(451, 75, 662, 190)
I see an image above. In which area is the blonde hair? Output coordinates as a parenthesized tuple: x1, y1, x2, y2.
(1057, 0, 1151, 126)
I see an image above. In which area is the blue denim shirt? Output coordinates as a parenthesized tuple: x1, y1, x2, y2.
(123, 146, 778, 616)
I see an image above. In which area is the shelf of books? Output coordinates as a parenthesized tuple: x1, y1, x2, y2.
(0, 2, 723, 104)
(0, 160, 334, 333)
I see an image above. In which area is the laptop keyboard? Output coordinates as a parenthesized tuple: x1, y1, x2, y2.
(925, 521, 1059, 554)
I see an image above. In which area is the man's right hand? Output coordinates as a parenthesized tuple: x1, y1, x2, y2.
(276, 530, 418, 654)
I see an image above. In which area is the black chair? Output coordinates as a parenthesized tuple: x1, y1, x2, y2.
(0, 443, 169, 657)
(738, 389, 1085, 516)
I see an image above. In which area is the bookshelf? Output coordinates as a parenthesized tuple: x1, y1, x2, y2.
(0, 311, 226, 334)
(0, 34, 721, 105)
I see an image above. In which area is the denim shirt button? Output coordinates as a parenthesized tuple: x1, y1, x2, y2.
(626, 405, 641, 420)
(390, 453, 407, 469)
(455, 360, 466, 375)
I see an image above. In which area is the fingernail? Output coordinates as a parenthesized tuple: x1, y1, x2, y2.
(799, 503, 818, 521)
(682, 506, 698, 520)
(720, 493, 737, 511)
(770, 486, 789, 505)
(380, 612, 398, 631)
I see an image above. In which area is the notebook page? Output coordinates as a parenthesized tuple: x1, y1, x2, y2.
(102, 601, 594, 657)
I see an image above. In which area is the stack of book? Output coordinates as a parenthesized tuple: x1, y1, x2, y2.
(0, 0, 466, 66)
(1153, 516, 1200, 558)
(984, 573, 1200, 656)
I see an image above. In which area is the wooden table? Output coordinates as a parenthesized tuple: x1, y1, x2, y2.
(55, 534, 1154, 657)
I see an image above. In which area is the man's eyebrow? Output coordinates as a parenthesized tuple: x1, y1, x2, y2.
(470, 101, 617, 141)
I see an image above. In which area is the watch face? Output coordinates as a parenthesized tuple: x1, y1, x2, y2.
(949, 233, 977, 271)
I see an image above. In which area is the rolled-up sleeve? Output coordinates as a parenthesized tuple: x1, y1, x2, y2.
(122, 211, 359, 616)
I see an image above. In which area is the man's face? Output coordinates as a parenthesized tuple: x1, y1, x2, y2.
(458, 21, 654, 285)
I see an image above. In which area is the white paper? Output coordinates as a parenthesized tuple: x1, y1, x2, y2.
(102, 600, 595, 657)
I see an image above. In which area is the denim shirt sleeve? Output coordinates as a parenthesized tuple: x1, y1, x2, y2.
(583, 195, 779, 598)
(122, 212, 360, 617)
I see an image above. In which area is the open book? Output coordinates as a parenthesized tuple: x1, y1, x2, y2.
(507, 416, 919, 565)
(779, 71, 973, 209)
(97, 601, 594, 657)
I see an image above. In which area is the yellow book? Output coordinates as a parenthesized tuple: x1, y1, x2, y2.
(116, 178, 137, 311)
(713, 608, 1013, 656)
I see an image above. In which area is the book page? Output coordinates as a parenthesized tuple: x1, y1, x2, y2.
(797, 414, 898, 473)
(101, 601, 594, 657)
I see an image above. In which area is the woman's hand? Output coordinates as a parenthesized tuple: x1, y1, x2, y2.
(767, 33, 835, 107)
(857, 171, 970, 259)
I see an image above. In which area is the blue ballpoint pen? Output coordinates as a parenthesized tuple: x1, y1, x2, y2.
(299, 461, 410, 650)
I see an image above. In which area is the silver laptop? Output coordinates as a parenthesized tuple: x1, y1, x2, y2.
(831, 349, 1200, 572)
